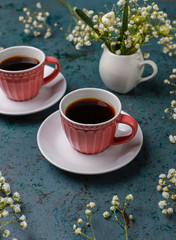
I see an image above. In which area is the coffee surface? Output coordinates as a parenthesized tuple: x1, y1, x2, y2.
(0, 55, 40, 71)
(65, 98, 115, 124)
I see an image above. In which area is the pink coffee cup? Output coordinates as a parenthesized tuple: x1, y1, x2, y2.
(0, 45, 61, 101)
(59, 88, 138, 154)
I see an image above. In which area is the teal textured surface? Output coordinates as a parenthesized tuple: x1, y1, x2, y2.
(0, 0, 176, 239)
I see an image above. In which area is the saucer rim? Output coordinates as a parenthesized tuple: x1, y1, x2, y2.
(37, 110, 143, 175)
(0, 66, 67, 116)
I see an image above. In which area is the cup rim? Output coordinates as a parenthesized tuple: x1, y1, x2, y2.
(59, 88, 122, 127)
(0, 45, 45, 73)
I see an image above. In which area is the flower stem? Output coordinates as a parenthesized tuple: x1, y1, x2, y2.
(122, 210, 129, 240)
(80, 232, 95, 240)
(114, 212, 125, 229)
(87, 215, 96, 240)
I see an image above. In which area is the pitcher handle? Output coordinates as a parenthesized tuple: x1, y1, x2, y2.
(138, 60, 158, 83)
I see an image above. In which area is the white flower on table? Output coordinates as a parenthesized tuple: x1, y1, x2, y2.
(126, 194, 133, 201)
(103, 211, 110, 219)
(85, 209, 91, 215)
(158, 200, 167, 209)
(2, 210, 9, 217)
(75, 227, 82, 235)
(167, 208, 174, 214)
(3, 229, 10, 238)
(20, 221, 27, 229)
(162, 191, 169, 199)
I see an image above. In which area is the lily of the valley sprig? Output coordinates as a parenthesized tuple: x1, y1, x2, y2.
(0, 171, 27, 240)
(103, 194, 134, 240)
(164, 68, 176, 143)
(73, 194, 134, 240)
(0, 171, 27, 239)
(19, 2, 53, 39)
(67, 0, 176, 56)
(18, 1, 74, 39)
(157, 169, 176, 214)
(73, 202, 96, 240)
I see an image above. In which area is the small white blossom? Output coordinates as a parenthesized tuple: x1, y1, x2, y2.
(168, 169, 176, 176)
(157, 185, 162, 191)
(19, 16, 24, 21)
(162, 209, 167, 214)
(7, 197, 13, 205)
(159, 174, 166, 179)
(112, 195, 119, 202)
(89, 202, 95, 209)
(171, 195, 176, 200)
(144, 52, 150, 59)
(169, 135, 176, 143)
(13, 192, 20, 199)
(85, 209, 91, 215)
(112, 200, 120, 206)
(3, 229, 10, 238)
(135, 44, 140, 49)
(75, 227, 82, 235)
(20, 221, 27, 229)
(19, 215, 26, 221)
(163, 186, 169, 192)
(167, 208, 174, 214)
(110, 206, 117, 212)
(171, 100, 176, 106)
(13, 204, 21, 213)
(170, 177, 176, 184)
(44, 31, 52, 39)
(24, 29, 30, 34)
(73, 224, 77, 231)
(159, 179, 166, 186)
(162, 191, 169, 199)
(103, 211, 110, 219)
(67, 34, 74, 42)
(36, 2, 42, 9)
(117, 0, 126, 6)
(158, 200, 167, 209)
(77, 218, 83, 224)
(126, 194, 133, 201)
(2, 183, 10, 193)
(2, 210, 9, 217)
(102, 11, 115, 27)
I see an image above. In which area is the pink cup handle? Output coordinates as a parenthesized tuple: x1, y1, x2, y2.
(42, 56, 61, 85)
(111, 113, 138, 145)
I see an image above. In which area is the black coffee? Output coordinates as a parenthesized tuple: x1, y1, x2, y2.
(0, 55, 40, 71)
(65, 98, 115, 124)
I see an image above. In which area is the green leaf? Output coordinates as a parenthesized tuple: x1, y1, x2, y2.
(75, 8, 100, 36)
(120, 0, 129, 54)
(121, 1, 128, 35)
(75, 8, 112, 52)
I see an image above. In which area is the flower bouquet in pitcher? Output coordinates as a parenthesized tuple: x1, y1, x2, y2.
(67, 0, 176, 93)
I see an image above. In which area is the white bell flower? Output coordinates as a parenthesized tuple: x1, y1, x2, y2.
(102, 11, 115, 27)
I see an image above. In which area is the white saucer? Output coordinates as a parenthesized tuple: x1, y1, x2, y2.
(0, 65, 67, 115)
(37, 110, 143, 175)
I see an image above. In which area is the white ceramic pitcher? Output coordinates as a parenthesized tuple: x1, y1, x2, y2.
(99, 47, 158, 94)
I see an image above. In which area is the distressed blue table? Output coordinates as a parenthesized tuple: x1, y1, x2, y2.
(0, 0, 176, 239)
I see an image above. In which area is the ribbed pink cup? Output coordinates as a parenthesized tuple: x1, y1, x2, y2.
(59, 88, 138, 154)
(0, 46, 61, 101)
